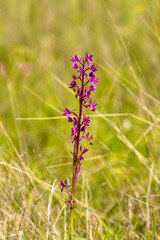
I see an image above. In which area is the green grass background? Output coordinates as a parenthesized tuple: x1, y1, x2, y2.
(0, 0, 160, 239)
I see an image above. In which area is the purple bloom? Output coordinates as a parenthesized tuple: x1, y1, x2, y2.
(68, 116, 73, 122)
(63, 108, 74, 122)
(89, 72, 95, 78)
(71, 126, 78, 143)
(81, 125, 86, 132)
(73, 63, 78, 69)
(59, 180, 71, 192)
(63, 108, 71, 116)
(75, 166, 82, 182)
(77, 86, 82, 96)
(71, 55, 82, 63)
(83, 100, 97, 111)
(72, 74, 79, 80)
(80, 132, 93, 144)
(60, 54, 99, 209)
(69, 80, 76, 89)
(83, 115, 90, 126)
(73, 117, 78, 126)
(89, 63, 97, 72)
(59, 180, 66, 188)
(80, 115, 90, 132)
(89, 100, 97, 111)
(85, 132, 93, 142)
(85, 53, 93, 62)
(80, 146, 89, 160)
(89, 84, 96, 92)
(90, 76, 99, 84)
(65, 196, 75, 209)
(84, 87, 90, 99)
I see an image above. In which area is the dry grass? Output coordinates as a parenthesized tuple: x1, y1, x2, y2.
(0, 0, 160, 239)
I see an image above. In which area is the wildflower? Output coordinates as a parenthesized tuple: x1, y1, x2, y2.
(89, 72, 95, 78)
(59, 180, 71, 192)
(84, 87, 91, 99)
(63, 108, 71, 116)
(75, 166, 82, 182)
(80, 146, 89, 160)
(69, 80, 76, 89)
(59, 54, 99, 233)
(73, 63, 78, 69)
(71, 126, 78, 143)
(90, 76, 99, 84)
(83, 100, 97, 112)
(71, 55, 82, 63)
(65, 196, 75, 209)
(90, 84, 96, 92)
(83, 115, 90, 126)
(89, 63, 97, 72)
(85, 53, 93, 62)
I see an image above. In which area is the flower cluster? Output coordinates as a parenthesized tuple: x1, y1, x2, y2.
(59, 54, 99, 208)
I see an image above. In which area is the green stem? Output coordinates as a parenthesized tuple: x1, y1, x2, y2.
(70, 205, 74, 240)
(70, 159, 77, 239)
(70, 175, 75, 240)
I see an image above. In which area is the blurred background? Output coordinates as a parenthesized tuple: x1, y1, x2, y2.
(0, 0, 160, 239)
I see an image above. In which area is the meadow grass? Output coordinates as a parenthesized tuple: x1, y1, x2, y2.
(0, 0, 160, 239)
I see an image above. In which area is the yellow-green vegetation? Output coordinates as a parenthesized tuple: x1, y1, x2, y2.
(0, 0, 160, 239)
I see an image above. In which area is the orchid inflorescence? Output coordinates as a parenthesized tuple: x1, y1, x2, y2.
(59, 53, 99, 209)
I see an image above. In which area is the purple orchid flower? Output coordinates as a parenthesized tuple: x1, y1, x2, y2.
(59, 53, 99, 213)
(83, 115, 90, 126)
(75, 166, 82, 183)
(69, 80, 76, 89)
(85, 53, 93, 62)
(89, 72, 95, 78)
(89, 63, 97, 72)
(80, 146, 89, 160)
(73, 63, 78, 69)
(71, 55, 83, 63)
(59, 180, 71, 192)
(63, 108, 71, 116)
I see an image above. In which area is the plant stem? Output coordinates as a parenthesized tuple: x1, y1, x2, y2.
(70, 209, 74, 240)
(69, 165, 75, 240)
(69, 61, 85, 240)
